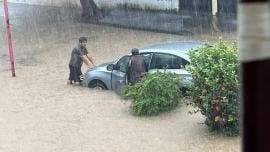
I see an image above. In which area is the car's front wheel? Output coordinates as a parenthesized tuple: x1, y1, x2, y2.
(89, 80, 107, 90)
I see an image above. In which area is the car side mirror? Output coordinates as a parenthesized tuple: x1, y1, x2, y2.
(107, 64, 115, 71)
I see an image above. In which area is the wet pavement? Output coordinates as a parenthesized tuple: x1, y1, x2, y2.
(0, 2, 239, 152)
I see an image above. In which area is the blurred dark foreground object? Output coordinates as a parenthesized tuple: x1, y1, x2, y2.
(240, 0, 270, 152)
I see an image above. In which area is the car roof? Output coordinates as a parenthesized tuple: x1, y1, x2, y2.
(139, 41, 204, 61)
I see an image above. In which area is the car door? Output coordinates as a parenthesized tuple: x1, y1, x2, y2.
(111, 55, 130, 93)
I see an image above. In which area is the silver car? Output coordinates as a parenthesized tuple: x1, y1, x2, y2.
(81, 41, 203, 93)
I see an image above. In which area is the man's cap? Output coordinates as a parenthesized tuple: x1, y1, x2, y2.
(131, 48, 139, 55)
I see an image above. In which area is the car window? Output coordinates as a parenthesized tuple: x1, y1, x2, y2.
(140, 53, 153, 69)
(150, 53, 189, 69)
(116, 55, 130, 73)
(182, 58, 189, 68)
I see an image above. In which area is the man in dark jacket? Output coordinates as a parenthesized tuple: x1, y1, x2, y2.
(127, 48, 148, 84)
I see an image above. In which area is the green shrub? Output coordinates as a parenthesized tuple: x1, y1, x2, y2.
(186, 41, 240, 136)
(124, 71, 183, 116)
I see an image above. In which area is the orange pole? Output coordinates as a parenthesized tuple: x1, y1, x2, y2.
(4, 0, 16, 77)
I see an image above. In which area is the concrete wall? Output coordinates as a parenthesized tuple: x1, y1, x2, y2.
(97, 0, 179, 10)
(3, 0, 179, 10)
(3, 0, 81, 7)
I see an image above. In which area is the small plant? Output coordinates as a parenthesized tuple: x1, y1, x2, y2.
(186, 40, 240, 136)
(124, 71, 183, 116)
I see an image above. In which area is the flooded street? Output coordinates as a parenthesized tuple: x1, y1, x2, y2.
(0, 3, 240, 152)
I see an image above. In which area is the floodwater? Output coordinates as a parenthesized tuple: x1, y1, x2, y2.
(0, 3, 240, 152)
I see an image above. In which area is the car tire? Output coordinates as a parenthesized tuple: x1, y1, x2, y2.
(89, 81, 107, 90)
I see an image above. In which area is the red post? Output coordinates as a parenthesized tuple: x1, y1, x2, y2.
(4, 0, 16, 77)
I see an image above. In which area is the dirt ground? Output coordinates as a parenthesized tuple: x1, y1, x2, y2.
(0, 6, 240, 151)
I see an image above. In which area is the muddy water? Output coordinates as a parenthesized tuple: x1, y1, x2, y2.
(0, 3, 240, 152)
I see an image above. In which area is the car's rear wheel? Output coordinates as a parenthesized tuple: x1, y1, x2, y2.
(89, 80, 107, 90)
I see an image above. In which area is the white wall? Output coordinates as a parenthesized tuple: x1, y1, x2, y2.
(4, 0, 179, 10)
(5, 0, 81, 7)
